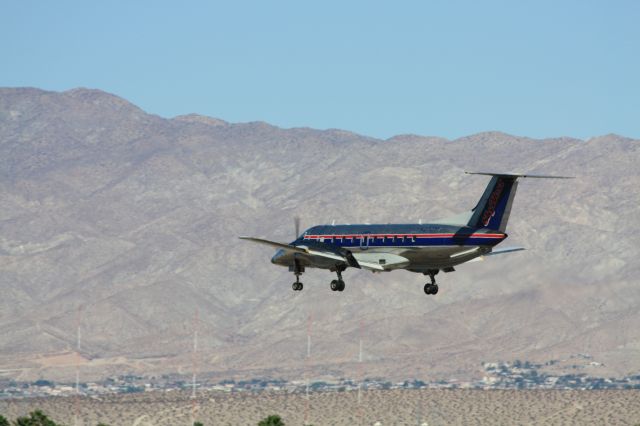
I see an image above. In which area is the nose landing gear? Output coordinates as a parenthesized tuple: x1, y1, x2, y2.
(291, 260, 304, 291)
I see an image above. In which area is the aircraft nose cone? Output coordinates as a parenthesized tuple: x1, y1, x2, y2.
(271, 249, 285, 264)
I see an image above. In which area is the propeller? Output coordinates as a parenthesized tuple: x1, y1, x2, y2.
(294, 216, 301, 239)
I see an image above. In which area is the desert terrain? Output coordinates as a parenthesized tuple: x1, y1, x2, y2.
(2, 389, 640, 425)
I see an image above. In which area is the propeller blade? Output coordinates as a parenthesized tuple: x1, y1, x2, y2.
(294, 216, 301, 239)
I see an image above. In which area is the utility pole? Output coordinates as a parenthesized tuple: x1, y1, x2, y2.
(74, 305, 83, 426)
(357, 319, 364, 425)
(304, 312, 313, 425)
(191, 308, 200, 424)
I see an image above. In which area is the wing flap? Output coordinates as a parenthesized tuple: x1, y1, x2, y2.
(306, 249, 347, 262)
(352, 252, 410, 270)
(357, 261, 385, 271)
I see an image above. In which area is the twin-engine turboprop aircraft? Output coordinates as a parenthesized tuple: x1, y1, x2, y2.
(240, 172, 571, 295)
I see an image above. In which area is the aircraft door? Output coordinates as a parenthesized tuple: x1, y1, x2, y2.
(359, 232, 371, 250)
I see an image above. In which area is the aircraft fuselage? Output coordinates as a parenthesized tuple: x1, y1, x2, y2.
(272, 223, 506, 272)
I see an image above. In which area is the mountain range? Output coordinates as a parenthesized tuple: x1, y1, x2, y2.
(0, 87, 638, 383)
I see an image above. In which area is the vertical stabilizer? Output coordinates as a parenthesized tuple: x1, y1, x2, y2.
(465, 171, 573, 231)
(467, 176, 518, 231)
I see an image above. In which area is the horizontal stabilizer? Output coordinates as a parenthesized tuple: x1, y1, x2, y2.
(486, 246, 525, 256)
(464, 246, 525, 263)
(465, 171, 574, 179)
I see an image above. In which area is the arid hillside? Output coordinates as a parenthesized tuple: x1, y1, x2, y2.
(0, 87, 639, 383)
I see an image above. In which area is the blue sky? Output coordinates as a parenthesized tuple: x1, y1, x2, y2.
(2, 0, 639, 139)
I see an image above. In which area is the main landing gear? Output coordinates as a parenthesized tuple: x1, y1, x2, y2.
(330, 268, 346, 292)
(423, 269, 439, 295)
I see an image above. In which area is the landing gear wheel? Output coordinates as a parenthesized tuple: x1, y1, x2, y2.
(424, 283, 439, 295)
(423, 269, 439, 295)
(291, 259, 304, 292)
(331, 267, 346, 292)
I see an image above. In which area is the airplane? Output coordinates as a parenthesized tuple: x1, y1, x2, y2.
(240, 172, 572, 295)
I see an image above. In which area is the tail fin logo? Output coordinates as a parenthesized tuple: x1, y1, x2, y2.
(482, 179, 505, 226)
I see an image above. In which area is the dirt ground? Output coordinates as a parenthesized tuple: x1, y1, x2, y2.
(2, 389, 640, 425)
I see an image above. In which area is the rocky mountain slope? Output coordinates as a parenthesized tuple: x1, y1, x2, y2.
(0, 87, 638, 382)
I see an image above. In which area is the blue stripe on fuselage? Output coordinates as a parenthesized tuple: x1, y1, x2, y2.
(293, 224, 506, 248)
(301, 237, 503, 248)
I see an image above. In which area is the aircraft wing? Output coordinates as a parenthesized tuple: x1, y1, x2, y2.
(239, 237, 308, 254)
(239, 236, 357, 266)
(241, 237, 411, 272)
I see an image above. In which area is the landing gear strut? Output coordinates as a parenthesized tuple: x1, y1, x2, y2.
(330, 267, 346, 292)
(423, 269, 439, 295)
(291, 259, 304, 291)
